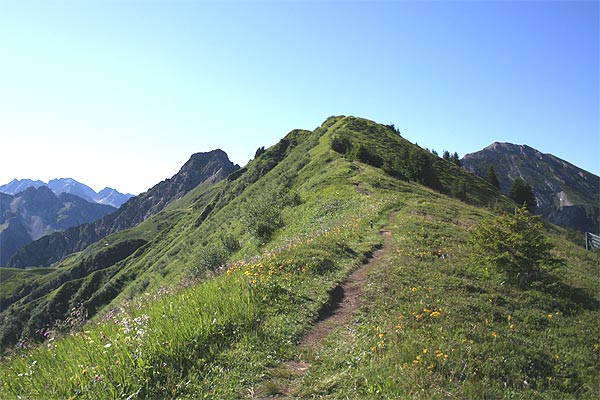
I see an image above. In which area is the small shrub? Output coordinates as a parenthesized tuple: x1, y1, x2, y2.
(470, 206, 561, 284)
(195, 243, 228, 274)
(242, 195, 284, 243)
(331, 136, 352, 155)
(219, 233, 240, 254)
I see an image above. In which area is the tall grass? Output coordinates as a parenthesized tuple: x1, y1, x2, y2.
(1, 273, 260, 399)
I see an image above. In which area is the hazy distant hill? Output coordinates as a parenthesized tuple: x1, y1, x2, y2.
(0, 187, 116, 265)
(6, 149, 239, 268)
(0, 178, 134, 208)
(462, 142, 599, 233)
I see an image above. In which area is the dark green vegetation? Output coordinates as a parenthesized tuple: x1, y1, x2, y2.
(462, 142, 600, 234)
(0, 116, 597, 399)
(470, 206, 560, 285)
(509, 178, 537, 212)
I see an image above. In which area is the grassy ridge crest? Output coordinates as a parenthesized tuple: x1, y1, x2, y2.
(0, 116, 597, 398)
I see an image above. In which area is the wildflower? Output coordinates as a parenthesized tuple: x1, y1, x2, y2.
(507, 315, 512, 322)
(547, 314, 553, 319)
(430, 311, 441, 317)
(491, 332, 497, 339)
(411, 287, 418, 293)
(594, 344, 599, 352)
(422, 348, 428, 354)
(104, 343, 112, 348)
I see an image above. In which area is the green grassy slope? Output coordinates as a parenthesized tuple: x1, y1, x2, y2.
(0, 116, 597, 399)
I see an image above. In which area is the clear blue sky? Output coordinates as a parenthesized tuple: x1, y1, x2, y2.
(1, 0, 598, 194)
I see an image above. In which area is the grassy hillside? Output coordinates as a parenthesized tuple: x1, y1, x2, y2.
(0, 116, 597, 398)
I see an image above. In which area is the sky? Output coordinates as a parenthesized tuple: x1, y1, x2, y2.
(0, 0, 598, 195)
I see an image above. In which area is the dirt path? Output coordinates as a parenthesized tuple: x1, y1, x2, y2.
(264, 226, 392, 398)
(298, 231, 390, 349)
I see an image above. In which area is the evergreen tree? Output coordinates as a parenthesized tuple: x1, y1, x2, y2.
(487, 166, 500, 189)
(509, 178, 537, 212)
(442, 150, 450, 160)
(451, 152, 461, 166)
(470, 206, 561, 285)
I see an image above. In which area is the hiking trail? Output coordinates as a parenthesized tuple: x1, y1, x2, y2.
(253, 220, 393, 399)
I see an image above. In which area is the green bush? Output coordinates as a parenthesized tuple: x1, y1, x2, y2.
(195, 243, 228, 273)
(330, 136, 352, 155)
(242, 195, 284, 243)
(470, 206, 561, 285)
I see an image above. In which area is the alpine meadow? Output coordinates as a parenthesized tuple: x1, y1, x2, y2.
(0, 116, 598, 399)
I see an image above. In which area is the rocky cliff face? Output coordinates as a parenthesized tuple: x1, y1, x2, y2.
(6, 149, 239, 267)
(0, 187, 117, 266)
(462, 142, 599, 233)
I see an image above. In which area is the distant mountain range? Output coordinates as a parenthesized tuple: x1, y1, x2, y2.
(5, 150, 239, 268)
(0, 187, 116, 265)
(462, 142, 599, 233)
(0, 178, 133, 208)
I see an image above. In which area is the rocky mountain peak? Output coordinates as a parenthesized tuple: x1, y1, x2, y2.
(462, 142, 599, 233)
(7, 149, 240, 268)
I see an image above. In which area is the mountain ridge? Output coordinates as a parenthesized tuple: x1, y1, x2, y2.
(0, 116, 597, 398)
(0, 116, 508, 348)
(0, 178, 134, 208)
(462, 141, 599, 233)
(5, 149, 239, 268)
(0, 187, 116, 266)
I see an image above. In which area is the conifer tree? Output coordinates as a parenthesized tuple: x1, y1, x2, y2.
(451, 152, 461, 166)
(487, 166, 500, 189)
(509, 178, 537, 212)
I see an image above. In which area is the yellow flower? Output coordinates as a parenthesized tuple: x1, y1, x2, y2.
(492, 331, 497, 338)
(429, 311, 441, 317)
(507, 315, 512, 322)
(411, 287, 418, 292)
(593, 344, 599, 352)
(422, 348, 428, 354)
(547, 314, 553, 319)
